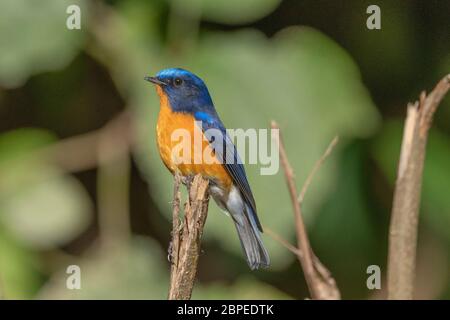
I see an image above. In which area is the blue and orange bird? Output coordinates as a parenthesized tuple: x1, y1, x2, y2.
(145, 68, 270, 270)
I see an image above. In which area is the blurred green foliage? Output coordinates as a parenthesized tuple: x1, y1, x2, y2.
(176, 0, 282, 24)
(0, 0, 449, 299)
(0, 0, 86, 88)
(0, 129, 92, 250)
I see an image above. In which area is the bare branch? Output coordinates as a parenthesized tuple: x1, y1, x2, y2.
(271, 121, 340, 300)
(168, 174, 210, 300)
(388, 74, 450, 299)
(264, 226, 302, 257)
(298, 136, 339, 203)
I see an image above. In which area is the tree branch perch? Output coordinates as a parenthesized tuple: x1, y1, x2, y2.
(387, 74, 450, 299)
(168, 173, 210, 300)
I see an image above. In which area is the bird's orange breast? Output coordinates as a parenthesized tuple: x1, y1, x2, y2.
(155, 86, 232, 190)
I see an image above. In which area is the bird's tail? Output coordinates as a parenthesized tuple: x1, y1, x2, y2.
(233, 204, 270, 270)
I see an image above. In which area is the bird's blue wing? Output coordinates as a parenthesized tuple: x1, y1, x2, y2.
(194, 111, 262, 231)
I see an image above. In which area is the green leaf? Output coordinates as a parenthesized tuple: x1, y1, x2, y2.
(0, 0, 86, 88)
(38, 237, 169, 299)
(0, 129, 93, 250)
(0, 128, 55, 164)
(174, 0, 281, 25)
(0, 229, 42, 299)
(0, 169, 93, 249)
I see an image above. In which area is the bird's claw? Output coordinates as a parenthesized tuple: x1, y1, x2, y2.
(167, 240, 173, 263)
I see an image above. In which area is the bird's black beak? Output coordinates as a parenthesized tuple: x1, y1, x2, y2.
(144, 76, 166, 86)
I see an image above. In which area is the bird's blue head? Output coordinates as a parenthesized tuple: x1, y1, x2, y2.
(145, 68, 214, 113)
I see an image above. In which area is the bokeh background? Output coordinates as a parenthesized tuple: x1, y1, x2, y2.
(0, 0, 449, 299)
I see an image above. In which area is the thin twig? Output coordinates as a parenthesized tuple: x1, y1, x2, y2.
(387, 74, 450, 299)
(271, 121, 340, 300)
(168, 174, 210, 300)
(264, 226, 302, 257)
(298, 136, 339, 203)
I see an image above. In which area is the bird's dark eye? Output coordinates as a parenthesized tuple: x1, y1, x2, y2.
(174, 78, 183, 87)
